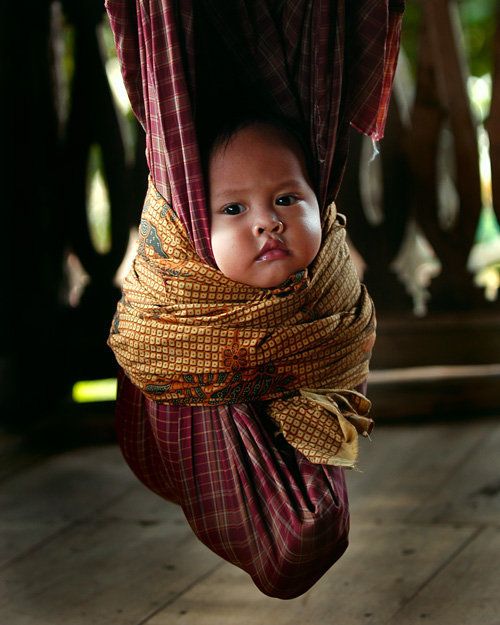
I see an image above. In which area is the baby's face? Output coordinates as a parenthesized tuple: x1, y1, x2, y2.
(209, 123, 321, 288)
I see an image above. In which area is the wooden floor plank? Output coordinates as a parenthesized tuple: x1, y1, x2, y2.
(0, 486, 221, 625)
(0, 433, 44, 483)
(346, 422, 491, 524)
(142, 523, 475, 625)
(0, 446, 135, 567)
(385, 526, 500, 625)
(2, 421, 498, 625)
(410, 423, 500, 526)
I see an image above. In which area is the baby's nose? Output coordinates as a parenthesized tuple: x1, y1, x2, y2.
(253, 215, 284, 236)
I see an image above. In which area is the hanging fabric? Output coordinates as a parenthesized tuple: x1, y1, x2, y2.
(106, 0, 404, 259)
(105, 0, 404, 599)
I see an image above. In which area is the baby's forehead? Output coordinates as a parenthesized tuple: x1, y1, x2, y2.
(206, 121, 318, 205)
(209, 122, 309, 174)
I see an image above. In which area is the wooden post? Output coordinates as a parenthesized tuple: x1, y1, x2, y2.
(409, 0, 483, 309)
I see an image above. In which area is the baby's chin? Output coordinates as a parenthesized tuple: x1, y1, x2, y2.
(230, 267, 307, 290)
(267, 269, 306, 289)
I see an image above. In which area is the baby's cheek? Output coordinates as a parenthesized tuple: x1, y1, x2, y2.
(210, 220, 228, 261)
(211, 228, 245, 279)
(301, 216, 322, 264)
(210, 232, 225, 271)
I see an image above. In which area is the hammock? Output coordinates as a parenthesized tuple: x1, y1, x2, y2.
(106, 0, 404, 599)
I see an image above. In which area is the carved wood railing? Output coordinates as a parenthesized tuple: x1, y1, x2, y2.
(338, 0, 500, 419)
(489, 5, 500, 229)
(57, 1, 147, 386)
(0, 0, 146, 431)
(0, 0, 498, 430)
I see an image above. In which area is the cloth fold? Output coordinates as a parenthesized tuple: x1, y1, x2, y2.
(105, 0, 405, 263)
(109, 179, 376, 466)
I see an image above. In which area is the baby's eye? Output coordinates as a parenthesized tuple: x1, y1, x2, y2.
(275, 195, 298, 207)
(222, 203, 246, 215)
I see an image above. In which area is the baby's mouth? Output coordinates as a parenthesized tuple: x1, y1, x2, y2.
(255, 239, 289, 262)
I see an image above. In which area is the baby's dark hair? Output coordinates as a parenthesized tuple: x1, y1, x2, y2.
(200, 112, 316, 188)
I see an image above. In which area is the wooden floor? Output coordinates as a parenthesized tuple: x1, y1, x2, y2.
(1, 418, 500, 625)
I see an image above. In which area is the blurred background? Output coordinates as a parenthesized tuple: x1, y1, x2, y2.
(0, 0, 499, 444)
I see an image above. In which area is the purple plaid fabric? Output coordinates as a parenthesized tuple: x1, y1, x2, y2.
(106, 0, 403, 598)
(116, 371, 350, 598)
(106, 0, 403, 262)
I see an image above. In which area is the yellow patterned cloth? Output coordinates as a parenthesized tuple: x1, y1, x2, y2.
(109, 179, 376, 466)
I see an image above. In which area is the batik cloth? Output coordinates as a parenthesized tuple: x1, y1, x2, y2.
(109, 179, 375, 465)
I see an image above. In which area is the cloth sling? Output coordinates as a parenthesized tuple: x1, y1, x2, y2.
(110, 179, 376, 465)
(105, 0, 404, 599)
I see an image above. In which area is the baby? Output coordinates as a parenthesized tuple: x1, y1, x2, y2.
(207, 119, 322, 288)
(110, 114, 374, 460)
(110, 115, 374, 598)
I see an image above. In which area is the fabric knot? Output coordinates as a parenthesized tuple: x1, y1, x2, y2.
(267, 388, 373, 467)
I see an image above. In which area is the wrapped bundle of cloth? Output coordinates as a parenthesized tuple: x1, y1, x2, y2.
(110, 178, 376, 465)
(106, 0, 404, 599)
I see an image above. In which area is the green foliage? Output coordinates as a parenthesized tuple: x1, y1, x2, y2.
(459, 0, 497, 76)
(401, 0, 497, 77)
(400, 2, 422, 75)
